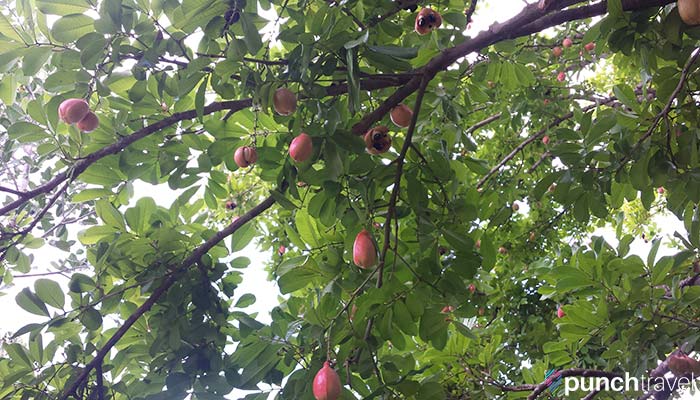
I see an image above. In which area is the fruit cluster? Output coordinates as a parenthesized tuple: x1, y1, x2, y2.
(58, 98, 99, 132)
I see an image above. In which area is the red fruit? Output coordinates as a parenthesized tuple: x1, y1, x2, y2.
(234, 146, 257, 168)
(390, 103, 413, 128)
(278, 245, 286, 256)
(542, 135, 550, 145)
(498, 246, 507, 254)
(273, 88, 297, 116)
(584, 42, 596, 52)
(679, 0, 700, 25)
(557, 71, 566, 82)
(557, 306, 565, 318)
(76, 111, 99, 132)
(59, 98, 90, 124)
(668, 354, 700, 376)
(353, 229, 377, 269)
(552, 46, 562, 57)
(349, 304, 358, 321)
(440, 305, 454, 313)
(415, 8, 442, 35)
(312, 361, 342, 400)
(657, 187, 665, 194)
(290, 133, 313, 162)
(364, 126, 391, 155)
(562, 37, 573, 48)
(468, 283, 476, 294)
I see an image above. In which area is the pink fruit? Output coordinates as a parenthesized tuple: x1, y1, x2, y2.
(658, 187, 665, 194)
(552, 46, 562, 57)
(273, 88, 297, 116)
(312, 361, 342, 400)
(234, 146, 258, 168)
(390, 103, 413, 128)
(441, 305, 454, 313)
(76, 111, 99, 132)
(58, 98, 89, 124)
(557, 306, 565, 318)
(557, 71, 566, 82)
(668, 354, 700, 376)
(468, 283, 476, 294)
(542, 135, 550, 145)
(353, 229, 377, 269)
(584, 42, 596, 52)
(290, 133, 313, 162)
(562, 37, 573, 48)
(278, 245, 286, 255)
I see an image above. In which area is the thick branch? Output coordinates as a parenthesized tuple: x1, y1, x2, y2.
(526, 369, 622, 400)
(59, 183, 286, 399)
(351, 0, 674, 136)
(1, 74, 411, 218)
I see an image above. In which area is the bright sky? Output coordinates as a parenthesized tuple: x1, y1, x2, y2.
(2, 1, 694, 399)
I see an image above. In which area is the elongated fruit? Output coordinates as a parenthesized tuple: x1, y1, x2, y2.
(290, 133, 313, 162)
(76, 111, 99, 132)
(273, 88, 297, 116)
(312, 361, 341, 400)
(59, 98, 90, 124)
(679, 0, 700, 25)
(234, 146, 257, 168)
(557, 306, 565, 318)
(353, 229, 377, 269)
(390, 103, 413, 128)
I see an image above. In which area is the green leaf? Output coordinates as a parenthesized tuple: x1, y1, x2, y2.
(95, 200, 126, 230)
(36, 0, 90, 15)
(80, 307, 102, 330)
(15, 288, 50, 317)
(51, 14, 94, 43)
(235, 294, 256, 308)
(240, 13, 263, 54)
(34, 279, 65, 309)
(366, 45, 418, 59)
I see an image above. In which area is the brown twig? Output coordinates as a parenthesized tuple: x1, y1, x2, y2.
(477, 97, 616, 189)
(617, 47, 700, 171)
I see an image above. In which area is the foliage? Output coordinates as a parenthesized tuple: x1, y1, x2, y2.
(1, 0, 699, 399)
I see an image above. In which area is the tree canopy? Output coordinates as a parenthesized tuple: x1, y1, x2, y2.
(2, 0, 700, 399)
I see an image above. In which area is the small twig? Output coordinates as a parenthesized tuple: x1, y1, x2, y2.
(477, 97, 616, 189)
(617, 47, 700, 170)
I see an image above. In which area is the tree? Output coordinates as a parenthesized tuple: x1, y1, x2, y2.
(1, 0, 699, 398)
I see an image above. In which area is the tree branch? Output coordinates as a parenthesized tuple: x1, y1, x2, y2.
(476, 96, 617, 189)
(59, 183, 286, 399)
(351, 0, 674, 136)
